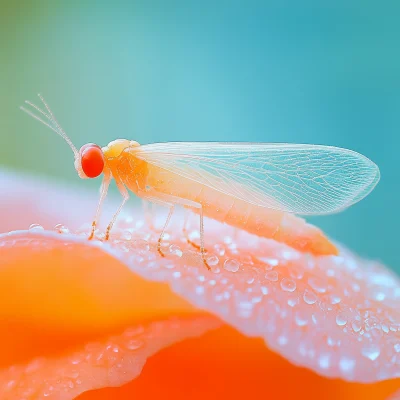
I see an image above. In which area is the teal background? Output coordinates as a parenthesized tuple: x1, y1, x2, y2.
(0, 1, 398, 270)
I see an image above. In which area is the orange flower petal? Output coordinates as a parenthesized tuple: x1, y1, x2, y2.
(0, 315, 220, 399)
(0, 170, 399, 399)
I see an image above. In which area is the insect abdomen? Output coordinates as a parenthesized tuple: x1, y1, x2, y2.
(144, 164, 338, 256)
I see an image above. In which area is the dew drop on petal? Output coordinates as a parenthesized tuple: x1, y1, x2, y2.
(336, 312, 348, 326)
(339, 357, 356, 375)
(361, 344, 381, 361)
(132, 239, 150, 253)
(207, 255, 219, 266)
(261, 286, 268, 295)
(223, 259, 240, 273)
(265, 271, 278, 282)
(121, 230, 132, 241)
(29, 223, 44, 231)
(352, 320, 362, 332)
(303, 289, 317, 305)
(280, 278, 296, 292)
(123, 325, 145, 337)
(169, 244, 183, 257)
(295, 310, 309, 326)
(318, 354, 331, 370)
(125, 339, 144, 351)
(330, 295, 341, 305)
(54, 223, 69, 234)
(308, 276, 327, 293)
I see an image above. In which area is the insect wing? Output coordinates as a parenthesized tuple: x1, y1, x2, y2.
(134, 142, 380, 215)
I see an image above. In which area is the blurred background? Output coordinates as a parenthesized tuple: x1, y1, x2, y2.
(0, 1, 398, 270)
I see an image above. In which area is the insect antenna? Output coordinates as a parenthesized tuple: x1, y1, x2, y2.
(20, 94, 79, 158)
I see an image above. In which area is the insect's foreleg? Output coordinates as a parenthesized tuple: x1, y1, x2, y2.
(105, 180, 129, 241)
(89, 170, 112, 240)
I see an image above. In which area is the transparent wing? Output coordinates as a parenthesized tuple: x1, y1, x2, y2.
(134, 142, 380, 215)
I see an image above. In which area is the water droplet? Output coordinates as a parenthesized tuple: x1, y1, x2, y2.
(189, 230, 200, 241)
(382, 324, 389, 334)
(29, 223, 44, 231)
(172, 271, 181, 279)
(295, 311, 308, 326)
(318, 354, 331, 369)
(207, 255, 219, 266)
(223, 235, 232, 244)
(126, 339, 143, 350)
(280, 278, 296, 292)
(70, 355, 82, 365)
(214, 244, 226, 256)
(394, 343, 400, 353)
(330, 295, 341, 305)
(352, 283, 360, 292)
(265, 271, 278, 282)
(118, 242, 130, 252)
(54, 224, 69, 234)
(277, 335, 288, 346)
(336, 312, 347, 326)
(287, 295, 298, 307)
(195, 285, 205, 295)
(351, 321, 362, 332)
(162, 232, 171, 241)
(308, 276, 327, 293)
(124, 326, 145, 337)
(361, 345, 380, 361)
(326, 268, 336, 277)
(373, 291, 385, 302)
(132, 239, 150, 253)
(260, 257, 279, 268)
(121, 230, 132, 241)
(169, 244, 183, 257)
(289, 267, 304, 280)
(223, 259, 240, 272)
(261, 286, 269, 295)
(303, 289, 317, 305)
(211, 266, 221, 274)
(339, 357, 355, 375)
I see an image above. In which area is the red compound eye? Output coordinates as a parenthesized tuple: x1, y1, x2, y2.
(80, 143, 104, 178)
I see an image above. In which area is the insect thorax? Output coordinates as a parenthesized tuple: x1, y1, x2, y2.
(102, 139, 140, 160)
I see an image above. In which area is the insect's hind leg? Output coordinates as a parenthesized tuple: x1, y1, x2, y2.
(182, 210, 198, 250)
(182, 209, 207, 252)
(141, 192, 210, 270)
(139, 195, 175, 257)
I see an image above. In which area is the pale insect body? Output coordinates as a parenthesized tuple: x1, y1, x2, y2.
(20, 95, 380, 269)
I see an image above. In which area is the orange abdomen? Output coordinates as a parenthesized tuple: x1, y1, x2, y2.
(139, 162, 337, 257)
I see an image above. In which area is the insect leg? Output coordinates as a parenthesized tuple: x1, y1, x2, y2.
(182, 209, 202, 250)
(141, 191, 209, 270)
(89, 169, 112, 240)
(105, 180, 129, 241)
(139, 195, 174, 257)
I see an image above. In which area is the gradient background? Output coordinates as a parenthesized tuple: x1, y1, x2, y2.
(0, 1, 398, 270)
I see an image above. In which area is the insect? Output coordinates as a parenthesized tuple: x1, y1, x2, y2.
(20, 94, 380, 269)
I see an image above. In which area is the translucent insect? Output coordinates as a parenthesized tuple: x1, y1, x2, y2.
(20, 94, 380, 269)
